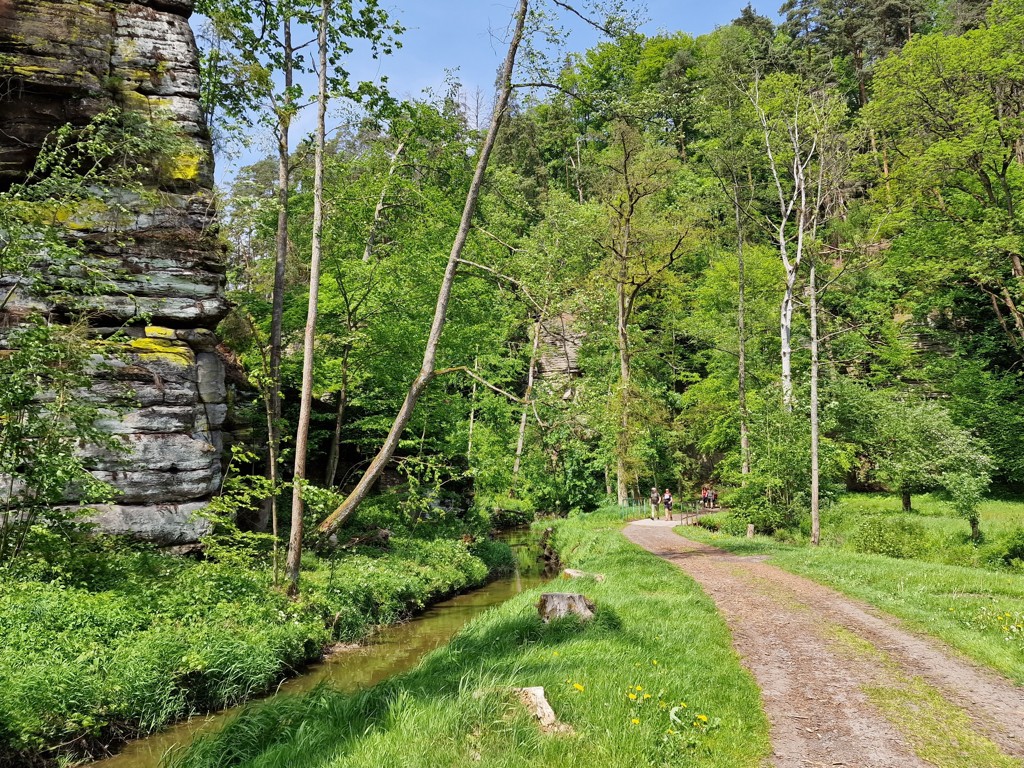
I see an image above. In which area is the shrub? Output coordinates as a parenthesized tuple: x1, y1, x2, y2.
(980, 528, 1024, 570)
(470, 538, 516, 575)
(849, 515, 925, 559)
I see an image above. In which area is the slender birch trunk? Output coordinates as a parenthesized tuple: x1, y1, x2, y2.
(318, 0, 529, 535)
(324, 345, 349, 486)
(262, 14, 293, 533)
(512, 312, 544, 488)
(467, 352, 478, 459)
(734, 187, 751, 478)
(809, 254, 820, 546)
(285, 0, 329, 595)
(362, 139, 407, 262)
(615, 278, 631, 507)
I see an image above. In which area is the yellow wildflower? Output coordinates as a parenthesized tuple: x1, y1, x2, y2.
(573, 683, 585, 692)
(628, 693, 637, 700)
(697, 714, 708, 723)
(631, 718, 640, 725)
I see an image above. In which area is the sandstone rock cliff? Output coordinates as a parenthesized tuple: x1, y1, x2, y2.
(0, 0, 227, 543)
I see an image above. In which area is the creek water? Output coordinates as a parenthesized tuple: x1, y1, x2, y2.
(88, 532, 547, 768)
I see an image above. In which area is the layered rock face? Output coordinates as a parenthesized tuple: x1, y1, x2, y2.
(0, 0, 227, 543)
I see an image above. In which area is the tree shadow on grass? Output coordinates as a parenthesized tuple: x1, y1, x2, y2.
(167, 599, 627, 768)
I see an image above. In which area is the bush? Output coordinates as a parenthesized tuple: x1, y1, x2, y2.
(470, 538, 516, 575)
(696, 512, 751, 537)
(980, 527, 1024, 570)
(849, 516, 926, 559)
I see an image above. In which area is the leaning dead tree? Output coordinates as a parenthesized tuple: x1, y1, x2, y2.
(317, 0, 529, 535)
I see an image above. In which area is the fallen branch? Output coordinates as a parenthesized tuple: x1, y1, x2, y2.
(434, 365, 530, 404)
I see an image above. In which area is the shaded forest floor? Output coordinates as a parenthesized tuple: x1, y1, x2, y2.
(627, 520, 1024, 768)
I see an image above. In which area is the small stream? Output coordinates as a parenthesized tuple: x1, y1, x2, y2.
(88, 532, 548, 768)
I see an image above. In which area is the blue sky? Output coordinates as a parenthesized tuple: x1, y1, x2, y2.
(384, 1, 775, 97)
(214, 0, 778, 180)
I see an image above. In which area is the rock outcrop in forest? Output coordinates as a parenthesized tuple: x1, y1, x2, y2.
(0, 0, 227, 543)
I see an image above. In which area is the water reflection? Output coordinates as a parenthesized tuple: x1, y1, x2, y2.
(88, 533, 545, 768)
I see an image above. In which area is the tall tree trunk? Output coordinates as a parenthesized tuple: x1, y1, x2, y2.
(902, 489, 912, 512)
(615, 279, 631, 507)
(467, 354, 477, 460)
(318, 0, 529, 536)
(286, 0, 329, 596)
(512, 312, 544, 488)
(362, 139, 407, 262)
(734, 188, 751, 478)
(324, 345, 350, 486)
(264, 388, 280, 586)
(809, 255, 820, 546)
(780, 271, 796, 409)
(262, 15, 293, 533)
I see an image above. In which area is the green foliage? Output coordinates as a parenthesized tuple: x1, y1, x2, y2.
(197, 447, 280, 567)
(849, 515, 925, 559)
(476, 493, 536, 529)
(0, 321, 121, 565)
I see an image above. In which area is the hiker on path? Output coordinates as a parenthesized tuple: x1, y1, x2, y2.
(701, 485, 709, 509)
(649, 487, 661, 520)
(711, 487, 719, 508)
(662, 488, 674, 521)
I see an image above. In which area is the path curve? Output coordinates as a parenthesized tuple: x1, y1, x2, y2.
(625, 520, 1024, 768)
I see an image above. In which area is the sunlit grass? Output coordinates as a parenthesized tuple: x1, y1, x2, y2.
(167, 515, 771, 768)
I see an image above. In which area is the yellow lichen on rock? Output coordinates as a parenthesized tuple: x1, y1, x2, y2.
(144, 326, 176, 339)
(128, 337, 195, 366)
(166, 146, 203, 182)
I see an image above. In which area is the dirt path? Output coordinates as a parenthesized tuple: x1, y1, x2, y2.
(625, 520, 1024, 768)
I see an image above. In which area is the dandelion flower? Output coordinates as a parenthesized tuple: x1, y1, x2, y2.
(635, 686, 643, 692)
(628, 693, 637, 700)
(631, 718, 640, 725)
(643, 693, 652, 700)
(573, 683, 585, 692)
(697, 714, 708, 723)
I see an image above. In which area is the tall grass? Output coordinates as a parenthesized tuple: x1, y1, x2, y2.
(166, 514, 771, 768)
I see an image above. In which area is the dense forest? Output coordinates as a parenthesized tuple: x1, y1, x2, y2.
(207, 0, 1022, 551)
(2, 0, 1024, 764)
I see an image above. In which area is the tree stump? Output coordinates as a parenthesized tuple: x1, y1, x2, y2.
(562, 568, 605, 582)
(513, 686, 573, 734)
(746, 524, 755, 539)
(537, 592, 596, 622)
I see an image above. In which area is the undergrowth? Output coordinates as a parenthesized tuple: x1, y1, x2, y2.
(0, 501, 512, 766)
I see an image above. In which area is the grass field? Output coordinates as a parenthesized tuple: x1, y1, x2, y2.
(167, 512, 771, 768)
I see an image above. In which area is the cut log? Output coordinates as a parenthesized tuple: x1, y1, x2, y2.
(513, 686, 574, 734)
(537, 592, 596, 623)
(747, 524, 755, 539)
(561, 568, 605, 582)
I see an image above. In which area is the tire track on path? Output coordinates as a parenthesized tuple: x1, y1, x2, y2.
(624, 520, 1024, 768)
